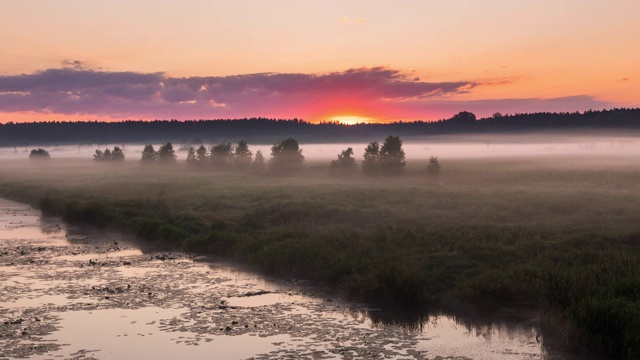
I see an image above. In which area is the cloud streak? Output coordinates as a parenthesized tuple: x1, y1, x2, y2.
(0, 66, 612, 122)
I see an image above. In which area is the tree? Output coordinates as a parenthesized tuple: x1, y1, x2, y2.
(449, 111, 477, 126)
(362, 142, 380, 176)
(427, 156, 440, 175)
(29, 148, 50, 160)
(211, 142, 233, 168)
(196, 145, 208, 165)
(95, 146, 124, 162)
(330, 147, 357, 174)
(158, 142, 177, 163)
(93, 149, 104, 161)
(111, 146, 125, 161)
(270, 137, 304, 172)
(186, 147, 197, 165)
(379, 135, 406, 175)
(234, 140, 253, 169)
(141, 144, 158, 163)
(252, 150, 266, 172)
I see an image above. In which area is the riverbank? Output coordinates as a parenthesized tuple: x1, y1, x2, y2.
(0, 197, 559, 359)
(1, 156, 638, 357)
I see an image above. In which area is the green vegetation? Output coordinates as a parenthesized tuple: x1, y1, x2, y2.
(0, 155, 639, 357)
(29, 148, 50, 160)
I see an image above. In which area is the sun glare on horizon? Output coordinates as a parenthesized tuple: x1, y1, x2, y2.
(328, 115, 374, 125)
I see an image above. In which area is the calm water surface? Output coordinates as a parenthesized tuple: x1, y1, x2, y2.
(0, 197, 595, 359)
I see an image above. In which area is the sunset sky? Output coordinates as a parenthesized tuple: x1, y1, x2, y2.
(1, 0, 638, 124)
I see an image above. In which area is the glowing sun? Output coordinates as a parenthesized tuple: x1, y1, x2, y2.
(329, 115, 373, 125)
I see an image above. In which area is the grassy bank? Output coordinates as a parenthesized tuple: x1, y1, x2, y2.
(1, 156, 640, 357)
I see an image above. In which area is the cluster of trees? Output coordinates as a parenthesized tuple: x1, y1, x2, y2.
(139, 136, 439, 176)
(331, 135, 439, 176)
(362, 135, 407, 176)
(184, 140, 265, 171)
(143, 138, 304, 173)
(29, 148, 50, 160)
(140, 143, 177, 164)
(93, 146, 125, 162)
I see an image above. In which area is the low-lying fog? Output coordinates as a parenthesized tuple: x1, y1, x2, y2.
(3, 133, 640, 161)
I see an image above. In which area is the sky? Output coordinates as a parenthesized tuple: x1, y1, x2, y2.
(0, 0, 638, 124)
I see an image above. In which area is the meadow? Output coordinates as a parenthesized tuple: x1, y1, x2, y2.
(1, 153, 639, 357)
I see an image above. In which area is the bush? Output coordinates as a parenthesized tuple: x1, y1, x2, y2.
(29, 148, 50, 160)
(427, 156, 440, 175)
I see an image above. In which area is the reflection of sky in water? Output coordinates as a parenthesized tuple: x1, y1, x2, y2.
(223, 293, 312, 307)
(55, 249, 142, 262)
(29, 307, 292, 360)
(1, 294, 101, 308)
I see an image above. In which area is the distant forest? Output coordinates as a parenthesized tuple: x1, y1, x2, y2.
(1, 108, 639, 147)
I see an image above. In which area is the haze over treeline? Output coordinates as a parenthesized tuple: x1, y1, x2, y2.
(1, 108, 639, 147)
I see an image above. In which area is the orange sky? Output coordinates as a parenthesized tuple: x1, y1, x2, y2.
(0, 0, 638, 123)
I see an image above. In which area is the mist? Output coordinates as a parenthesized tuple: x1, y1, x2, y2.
(3, 132, 640, 163)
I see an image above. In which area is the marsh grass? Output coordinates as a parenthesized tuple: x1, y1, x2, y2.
(1, 156, 640, 357)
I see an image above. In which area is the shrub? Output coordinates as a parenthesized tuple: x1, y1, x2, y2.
(29, 148, 50, 160)
(427, 156, 440, 175)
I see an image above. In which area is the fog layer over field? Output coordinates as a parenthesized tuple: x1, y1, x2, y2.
(3, 133, 640, 162)
(2, 131, 640, 357)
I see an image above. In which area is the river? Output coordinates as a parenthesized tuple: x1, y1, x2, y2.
(0, 197, 591, 359)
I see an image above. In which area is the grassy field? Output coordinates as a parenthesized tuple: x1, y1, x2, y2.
(1, 155, 640, 357)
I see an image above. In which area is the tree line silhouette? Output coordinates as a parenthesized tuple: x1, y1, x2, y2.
(1, 108, 639, 147)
